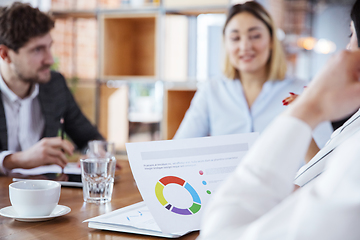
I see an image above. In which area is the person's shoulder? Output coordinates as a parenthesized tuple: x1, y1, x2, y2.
(50, 71, 66, 82)
(43, 71, 67, 87)
(39, 71, 68, 95)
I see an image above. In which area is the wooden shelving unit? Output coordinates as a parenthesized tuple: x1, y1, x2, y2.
(97, 3, 230, 148)
(100, 13, 158, 80)
(52, 1, 230, 150)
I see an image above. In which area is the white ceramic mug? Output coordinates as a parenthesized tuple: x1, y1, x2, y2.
(9, 180, 61, 217)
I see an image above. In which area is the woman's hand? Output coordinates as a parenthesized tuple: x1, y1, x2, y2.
(283, 92, 299, 106)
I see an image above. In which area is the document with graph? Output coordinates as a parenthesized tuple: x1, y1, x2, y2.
(84, 133, 258, 238)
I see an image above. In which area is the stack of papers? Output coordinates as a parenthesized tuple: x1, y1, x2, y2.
(84, 201, 183, 238)
(85, 133, 259, 237)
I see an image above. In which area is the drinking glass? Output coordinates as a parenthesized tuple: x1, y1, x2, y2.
(80, 157, 116, 203)
(81, 140, 116, 203)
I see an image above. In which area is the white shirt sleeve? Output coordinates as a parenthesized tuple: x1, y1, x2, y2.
(0, 150, 14, 175)
(198, 115, 360, 240)
(294, 109, 360, 187)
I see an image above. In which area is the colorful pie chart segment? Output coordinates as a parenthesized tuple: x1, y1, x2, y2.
(155, 176, 201, 215)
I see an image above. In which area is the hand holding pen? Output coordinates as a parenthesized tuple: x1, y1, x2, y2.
(3, 137, 74, 170)
(60, 117, 65, 142)
(2, 115, 74, 171)
(59, 117, 75, 174)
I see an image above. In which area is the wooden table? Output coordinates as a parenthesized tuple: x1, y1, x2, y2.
(0, 160, 199, 240)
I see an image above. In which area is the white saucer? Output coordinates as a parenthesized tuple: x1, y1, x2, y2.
(0, 205, 71, 222)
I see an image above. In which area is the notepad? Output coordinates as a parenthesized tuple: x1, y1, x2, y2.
(11, 163, 81, 175)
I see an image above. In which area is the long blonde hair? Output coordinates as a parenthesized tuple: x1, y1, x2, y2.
(223, 2, 287, 81)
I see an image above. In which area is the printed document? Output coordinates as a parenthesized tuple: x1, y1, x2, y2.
(85, 133, 259, 237)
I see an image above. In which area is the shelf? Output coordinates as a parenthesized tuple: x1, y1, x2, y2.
(51, 3, 229, 19)
(163, 0, 229, 8)
(51, 10, 97, 19)
(100, 75, 157, 81)
(165, 5, 228, 15)
(163, 89, 196, 140)
(164, 80, 198, 90)
(129, 112, 162, 123)
(100, 13, 157, 79)
(97, 6, 161, 14)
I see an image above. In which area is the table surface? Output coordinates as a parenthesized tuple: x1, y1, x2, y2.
(0, 160, 199, 240)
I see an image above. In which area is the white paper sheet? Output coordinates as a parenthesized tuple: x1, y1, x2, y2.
(84, 201, 161, 231)
(84, 201, 181, 238)
(126, 133, 259, 235)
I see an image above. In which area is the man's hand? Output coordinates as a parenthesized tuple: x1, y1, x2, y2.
(3, 137, 74, 170)
(285, 50, 360, 129)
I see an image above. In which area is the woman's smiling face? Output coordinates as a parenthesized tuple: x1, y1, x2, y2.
(224, 12, 272, 75)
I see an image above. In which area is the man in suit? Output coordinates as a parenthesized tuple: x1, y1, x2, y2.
(0, 2, 103, 174)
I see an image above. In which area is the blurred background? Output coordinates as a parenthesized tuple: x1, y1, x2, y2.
(0, 0, 354, 153)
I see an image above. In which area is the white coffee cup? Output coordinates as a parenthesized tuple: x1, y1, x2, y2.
(9, 180, 61, 217)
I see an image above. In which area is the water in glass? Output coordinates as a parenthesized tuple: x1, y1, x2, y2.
(81, 158, 116, 203)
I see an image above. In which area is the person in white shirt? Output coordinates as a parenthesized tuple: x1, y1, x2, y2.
(174, 2, 332, 162)
(198, 2, 360, 239)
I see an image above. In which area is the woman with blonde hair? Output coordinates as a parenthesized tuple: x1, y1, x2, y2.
(174, 1, 332, 150)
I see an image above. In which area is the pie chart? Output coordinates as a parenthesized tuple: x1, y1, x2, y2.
(155, 176, 201, 215)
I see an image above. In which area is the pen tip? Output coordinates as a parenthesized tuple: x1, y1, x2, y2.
(60, 118, 64, 124)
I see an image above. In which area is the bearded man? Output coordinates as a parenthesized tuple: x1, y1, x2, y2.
(0, 2, 103, 174)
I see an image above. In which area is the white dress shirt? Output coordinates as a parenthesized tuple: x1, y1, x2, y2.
(294, 108, 360, 186)
(198, 116, 360, 240)
(0, 76, 45, 174)
(174, 76, 333, 149)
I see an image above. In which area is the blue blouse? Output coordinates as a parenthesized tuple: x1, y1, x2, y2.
(174, 76, 333, 148)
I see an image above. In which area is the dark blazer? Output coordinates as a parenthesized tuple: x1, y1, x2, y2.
(0, 71, 103, 151)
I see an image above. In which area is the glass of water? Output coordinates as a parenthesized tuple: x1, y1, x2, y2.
(80, 157, 116, 203)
